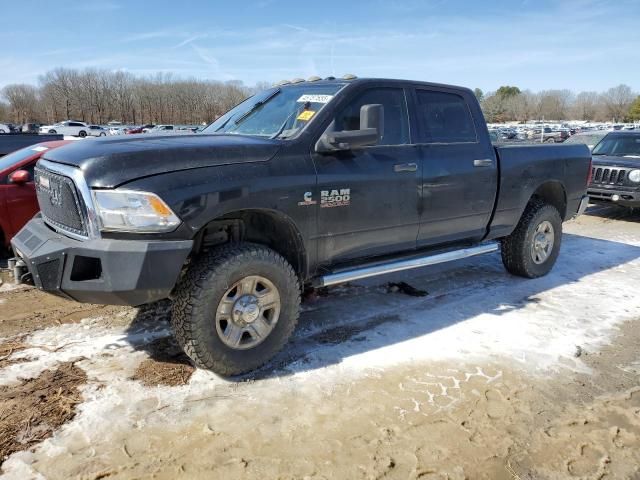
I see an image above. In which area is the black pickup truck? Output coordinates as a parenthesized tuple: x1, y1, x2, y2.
(11, 77, 591, 375)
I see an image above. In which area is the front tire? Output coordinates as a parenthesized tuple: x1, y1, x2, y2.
(48, 129, 56, 134)
(78, 130, 87, 138)
(171, 243, 300, 375)
(501, 200, 562, 278)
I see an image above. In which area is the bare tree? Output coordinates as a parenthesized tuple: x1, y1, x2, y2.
(572, 91, 599, 120)
(9, 66, 637, 126)
(2, 84, 40, 123)
(537, 89, 573, 120)
(0, 101, 10, 122)
(601, 84, 635, 122)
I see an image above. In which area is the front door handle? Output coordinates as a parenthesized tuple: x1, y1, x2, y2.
(473, 158, 493, 167)
(394, 162, 418, 173)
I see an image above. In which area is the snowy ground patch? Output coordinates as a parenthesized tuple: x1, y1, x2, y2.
(1, 208, 640, 477)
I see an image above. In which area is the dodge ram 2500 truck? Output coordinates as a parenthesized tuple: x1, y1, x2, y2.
(11, 77, 591, 375)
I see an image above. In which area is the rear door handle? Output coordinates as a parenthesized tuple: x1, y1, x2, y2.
(473, 158, 493, 167)
(394, 162, 418, 172)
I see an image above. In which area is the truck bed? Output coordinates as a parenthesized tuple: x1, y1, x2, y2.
(488, 143, 591, 240)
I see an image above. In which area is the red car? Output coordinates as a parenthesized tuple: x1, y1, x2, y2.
(0, 141, 71, 249)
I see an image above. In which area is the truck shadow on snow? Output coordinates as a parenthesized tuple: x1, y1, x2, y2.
(124, 232, 640, 381)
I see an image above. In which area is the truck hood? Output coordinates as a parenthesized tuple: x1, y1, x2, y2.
(592, 155, 640, 169)
(40, 134, 281, 188)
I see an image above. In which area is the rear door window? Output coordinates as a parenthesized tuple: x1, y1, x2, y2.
(415, 90, 477, 143)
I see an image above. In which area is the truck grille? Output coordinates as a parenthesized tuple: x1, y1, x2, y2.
(591, 167, 627, 186)
(34, 166, 88, 237)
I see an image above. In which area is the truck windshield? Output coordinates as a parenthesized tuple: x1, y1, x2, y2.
(203, 83, 345, 139)
(592, 135, 640, 157)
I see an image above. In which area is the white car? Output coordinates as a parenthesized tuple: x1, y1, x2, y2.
(88, 125, 107, 137)
(0, 123, 10, 134)
(108, 127, 125, 136)
(39, 121, 91, 137)
(147, 125, 175, 133)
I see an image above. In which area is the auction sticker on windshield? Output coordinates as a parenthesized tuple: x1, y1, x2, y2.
(297, 110, 316, 121)
(297, 94, 333, 103)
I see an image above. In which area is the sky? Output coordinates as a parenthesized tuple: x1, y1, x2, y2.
(0, 0, 639, 93)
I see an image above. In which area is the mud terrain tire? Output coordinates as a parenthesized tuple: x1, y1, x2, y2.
(171, 243, 300, 375)
(501, 200, 562, 278)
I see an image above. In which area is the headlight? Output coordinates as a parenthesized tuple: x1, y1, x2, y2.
(628, 169, 640, 183)
(92, 190, 180, 233)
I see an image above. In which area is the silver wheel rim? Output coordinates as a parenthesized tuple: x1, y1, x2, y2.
(531, 220, 554, 264)
(215, 275, 281, 350)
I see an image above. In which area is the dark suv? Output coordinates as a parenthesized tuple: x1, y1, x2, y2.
(588, 131, 640, 208)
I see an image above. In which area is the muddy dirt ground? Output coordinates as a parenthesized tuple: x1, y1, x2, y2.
(1, 206, 639, 479)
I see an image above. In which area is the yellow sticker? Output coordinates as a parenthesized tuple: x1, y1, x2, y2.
(297, 110, 316, 121)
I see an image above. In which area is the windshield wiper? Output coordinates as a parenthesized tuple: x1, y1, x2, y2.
(270, 110, 301, 139)
(233, 89, 281, 127)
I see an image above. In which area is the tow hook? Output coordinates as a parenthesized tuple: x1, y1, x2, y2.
(8, 257, 30, 285)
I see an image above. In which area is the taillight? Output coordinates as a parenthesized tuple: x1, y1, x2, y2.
(586, 157, 593, 185)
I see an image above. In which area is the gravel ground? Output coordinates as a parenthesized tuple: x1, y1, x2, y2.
(0, 205, 639, 479)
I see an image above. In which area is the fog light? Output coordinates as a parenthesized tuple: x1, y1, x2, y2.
(612, 194, 620, 202)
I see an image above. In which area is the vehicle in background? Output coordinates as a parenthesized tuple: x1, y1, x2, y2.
(125, 124, 154, 134)
(564, 131, 608, 151)
(141, 124, 157, 133)
(498, 127, 517, 140)
(588, 131, 640, 208)
(0, 140, 71, 249)
(527, 127, 565, 143)
(0, 124, 10, 134)
(147, 124, 174, 133)
(108, 126, 125, 136)
(39, 121, 91, 137)
(21, 123, 40, 134)
(12, 76, 591, 375)
(88, 125, 107, 137)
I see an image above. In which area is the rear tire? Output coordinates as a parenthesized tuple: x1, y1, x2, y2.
(501, 199, 562, 278)
(48, 129, 56, 134)
(79, 130, 87, 138)
(171, 243, 300, 375)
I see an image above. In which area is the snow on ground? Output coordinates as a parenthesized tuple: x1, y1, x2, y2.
(2, 208, 640, 477)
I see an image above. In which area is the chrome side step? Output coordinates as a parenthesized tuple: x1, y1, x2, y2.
(317, 242, 499, 287)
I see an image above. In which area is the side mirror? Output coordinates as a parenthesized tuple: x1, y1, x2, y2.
(9, 170, 30, 185)
(316, 104, 384, 153)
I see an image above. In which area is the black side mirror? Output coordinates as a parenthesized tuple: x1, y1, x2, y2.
(316, 104, 384, 153)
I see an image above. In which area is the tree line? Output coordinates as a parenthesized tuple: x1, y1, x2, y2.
(477, 84, 640, 123)
(1, 67, 639, 125)
(0, 68, 270, 126)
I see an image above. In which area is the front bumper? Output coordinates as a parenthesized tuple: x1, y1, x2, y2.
(587, 186, 640, 208)
(11, 216, 193, 306)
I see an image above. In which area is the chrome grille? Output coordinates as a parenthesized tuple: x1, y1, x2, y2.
(34, 166, 88, 237)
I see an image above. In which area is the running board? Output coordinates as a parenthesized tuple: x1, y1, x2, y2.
(317, 242, 499, 287)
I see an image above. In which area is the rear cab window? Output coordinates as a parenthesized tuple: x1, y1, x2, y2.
(414, 89, 477, 144)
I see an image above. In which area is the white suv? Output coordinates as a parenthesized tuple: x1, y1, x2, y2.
(0, 123, 10, 134)
(39, 121, 90, 137)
